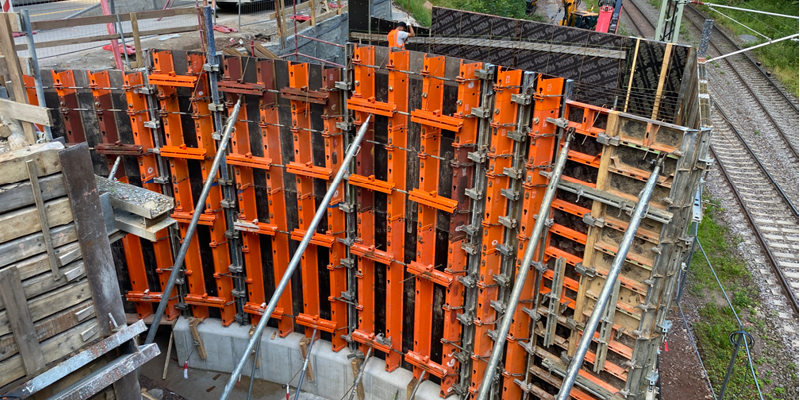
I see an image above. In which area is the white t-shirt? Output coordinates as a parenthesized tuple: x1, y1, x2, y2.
(395, 31, 409, 47)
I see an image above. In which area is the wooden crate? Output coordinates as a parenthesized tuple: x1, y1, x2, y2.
(0, 142, 100, 390)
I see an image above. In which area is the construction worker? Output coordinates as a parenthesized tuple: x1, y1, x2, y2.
(388, 21, 414, 50)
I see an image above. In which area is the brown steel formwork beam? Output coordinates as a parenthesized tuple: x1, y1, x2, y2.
(321, 66, 348, 352)
(52, 70, 86, 144)
(87, 70, 127, 180)
(121, 70, 179, 321)
(185, 51, 236, 326)
(350, 45, 379, 357)
(151, 50, 211, 321)
(288, 62, 338, 338)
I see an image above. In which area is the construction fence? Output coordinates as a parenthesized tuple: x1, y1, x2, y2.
(21, 33, 707, 399)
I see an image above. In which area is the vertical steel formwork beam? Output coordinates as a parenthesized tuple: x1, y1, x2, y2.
(346, 46, 408, 367)
(384, 50, 409, 371)
(150, 50, 210, 320)
(322, 67, 348, 351)
(470, 68, 522, 397)
(286, 62, 338, 337)
(52, 70, 86, 144)
(350, 46, 378, 356)
(221, 57, 280, 326)
(458, 64, 496, 397)
(260, 61, 296, 337)
(405, 54, 459, 384)
(122, 71, 179, 321)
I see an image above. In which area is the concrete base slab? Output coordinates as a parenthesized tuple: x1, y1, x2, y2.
(174, 317, 441, 400)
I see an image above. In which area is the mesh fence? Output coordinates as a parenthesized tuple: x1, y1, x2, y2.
(15, 0, 197, 60)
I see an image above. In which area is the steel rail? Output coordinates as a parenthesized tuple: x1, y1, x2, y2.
(707, 128, 799, 315)
(219, 114, 373, 400)
(143, 98, 243, 345)
(714, 103, 798, 216)
(476, 131, 574, 400)
(687, 4, 799, 112)
(621, 0, 656, 37)
(556, 159, 663, 400)
(683, 5, 799, 158)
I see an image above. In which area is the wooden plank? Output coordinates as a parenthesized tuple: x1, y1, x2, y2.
(623, 38, 640, 114)
(0, 224, 78, 269)
(25, 160, 62, 279)
(0, 266, 46, 375)
(58, 142, 141, 399)
(299, 337, 315, 382)
(0, 280, 92, 337)
(6, 242, 80, 281)
(0, 197, 73, 245)
(0, 142, 63, 186)
(309, 0, 316, 26)
(15, 25, 200, 51)
(188, 317, 207, 360)
(130, 13, 144, 69)
(28, 7, 197, 31)
(0, 97, 53, 126)
(0, 300, 94, 363)
(270, 0, 311, 19)
(0, 318, 99, 388)
(650, 43, 673, 120)
(0, 173, 66, 214)
(0, 261, 85, 311)
(0, 13, 34, 144)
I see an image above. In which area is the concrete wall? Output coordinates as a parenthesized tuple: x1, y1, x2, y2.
(265, 13, 349, 67)
(173, 317, 441, 400)
(372, 0, 392, 20)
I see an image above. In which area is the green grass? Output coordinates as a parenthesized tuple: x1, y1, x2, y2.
(687, 197, 794, 400)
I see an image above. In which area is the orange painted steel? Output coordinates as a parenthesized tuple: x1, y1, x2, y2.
(288, 62, 337, 338)
(345, 46, 410, 369)
(182, 52, 236, 326)
(151, 50, 210, 321)
(219, 56, 280, 328)
(383, 50, 410, 372)
(405, 54, 467, 391)
(469, 68, 522, 397)
(259, 62, 295, 338)
(349, 45, 380, 357)
(22, 75, 44, 132)
(322, 66, 348, 351)
(436, 60, 483, 397)
(121, 71, 179, 321)
(501, 76, 565, 399)
(51, 70, 86, 144)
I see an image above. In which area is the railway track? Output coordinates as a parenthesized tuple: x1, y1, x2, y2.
(709, 104, 799, 312)
(682, 5, 800, 159)
(621, 0, 800, 313)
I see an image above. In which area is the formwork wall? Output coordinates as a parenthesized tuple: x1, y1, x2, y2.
(28, 39, 707, 399)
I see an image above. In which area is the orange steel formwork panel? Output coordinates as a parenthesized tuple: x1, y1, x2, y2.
(121, 71, 179, 321)
(151, 50, 212, 322)
(37, 42, 701, 400)
(287, 62, 338, 338)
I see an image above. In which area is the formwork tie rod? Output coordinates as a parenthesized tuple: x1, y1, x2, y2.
(219, 114, 373, 400)
(143, 97, 243, 345)
(476, 132, 575, 400)
(555, 158, 663, 400)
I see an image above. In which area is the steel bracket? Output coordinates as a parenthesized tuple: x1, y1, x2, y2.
(582, 213, 605, 227)
(280, 87, 329, 104)
(545, 117, 569, 129)
(500, 187, 519, 201)
(336, 121, 353, 131)
(95, 142, 144, 156)
(350, 243, 394, 265)
(347, 97, 396, 117)
(409, 188, 458, 213)
(470, 107, 491, 119)
(160, 145, 207, 160)
(334, 80, 352, 91)
(348, 174, 395, 194)
(143, 120, 160, 129)
(408, 261, 454, 286)
(411, 109, 464, 132)
(575, 262, 596, 278)
(596, 132, 620, 146)
(502, 167, 523, 180)
(456, 223, 480, 236)
(227, 153, 273, 170)
(510, 93, 531, 105)
(286, 162, 333, 180)
(465, 187, 483, 200)
(461, 242, 479, 255)
(498, 215, 517, 229)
